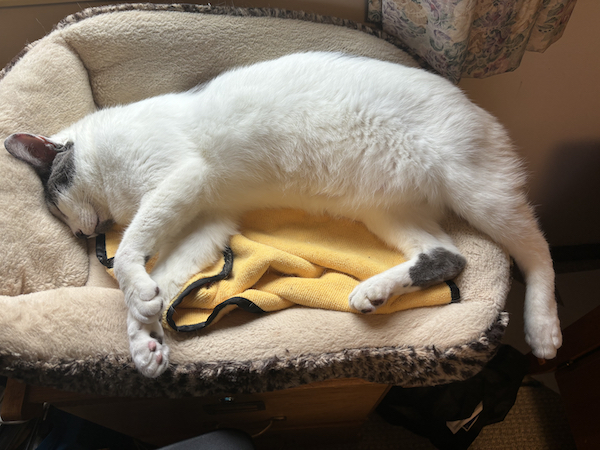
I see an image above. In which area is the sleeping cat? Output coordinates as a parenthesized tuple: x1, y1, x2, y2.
(4, 52, 561, 378)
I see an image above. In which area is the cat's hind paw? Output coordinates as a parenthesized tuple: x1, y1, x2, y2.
(525, 315, 562, 360)
(349, 275, 396, 314)
(128, 318, 170, 378)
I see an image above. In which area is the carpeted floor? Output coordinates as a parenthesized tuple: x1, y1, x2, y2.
(467, 379, 577, 450)
(282, 377, 576, 450)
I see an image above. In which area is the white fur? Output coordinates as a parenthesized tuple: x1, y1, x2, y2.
(44, 52, 560, 377)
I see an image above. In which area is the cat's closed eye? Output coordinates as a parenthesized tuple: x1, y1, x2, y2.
(48, 202, 67, 220)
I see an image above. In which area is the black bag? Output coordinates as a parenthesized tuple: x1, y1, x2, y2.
(377, 345, 527, 449)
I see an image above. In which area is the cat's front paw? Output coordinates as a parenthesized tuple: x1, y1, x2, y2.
(349, 275, 396, 313)
(114, 254, 164, 323)
(124, 277, 164, 324)
(128, 316, 170, 378)
(525, 314, 562, 360)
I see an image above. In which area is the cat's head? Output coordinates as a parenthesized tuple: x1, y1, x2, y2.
(4, 133, 113, 238)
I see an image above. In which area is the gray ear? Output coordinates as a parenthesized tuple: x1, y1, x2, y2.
(4, 133, 63, 177)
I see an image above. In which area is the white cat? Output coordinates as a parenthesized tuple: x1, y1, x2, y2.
(5, 52, 561, 377)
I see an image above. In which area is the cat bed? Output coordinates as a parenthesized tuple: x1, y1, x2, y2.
(0, 4, 511, 398)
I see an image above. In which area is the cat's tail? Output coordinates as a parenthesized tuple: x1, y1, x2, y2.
(447, 177, 562, 360)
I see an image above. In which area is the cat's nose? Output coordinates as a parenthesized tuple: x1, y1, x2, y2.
(75, 230, 90, 239)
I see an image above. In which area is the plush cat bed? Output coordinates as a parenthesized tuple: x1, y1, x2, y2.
(0, 4, 510, 398)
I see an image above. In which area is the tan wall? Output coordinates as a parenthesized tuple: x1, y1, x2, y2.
(1, 0, 597, 247)
(459, 0, 600, 246)
(1, 2, 104, 68)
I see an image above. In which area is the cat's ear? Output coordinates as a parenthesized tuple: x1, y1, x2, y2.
(4, 133, 63, 177)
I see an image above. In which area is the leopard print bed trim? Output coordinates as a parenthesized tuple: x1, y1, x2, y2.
(0, 313, 507, 398)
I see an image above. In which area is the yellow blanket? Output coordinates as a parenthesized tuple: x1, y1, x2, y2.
(97, 209, 459, 331)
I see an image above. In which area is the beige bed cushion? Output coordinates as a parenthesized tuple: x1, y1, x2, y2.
(0, 4, 510, 397)
(0, 41, 92, 295)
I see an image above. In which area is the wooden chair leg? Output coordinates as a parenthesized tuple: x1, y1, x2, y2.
(1, 378, 43, 422)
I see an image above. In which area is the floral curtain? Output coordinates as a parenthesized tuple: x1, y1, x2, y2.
(368, 0, 577, 83)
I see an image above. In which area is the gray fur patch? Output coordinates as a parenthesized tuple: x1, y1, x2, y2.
(409, 248, 467, 287)
(45, 144, 75, 204)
